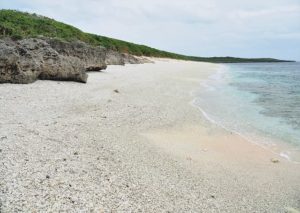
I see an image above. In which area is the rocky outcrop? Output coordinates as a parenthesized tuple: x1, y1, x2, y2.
(0, 38, 153, 84)
(105, 50, 126, 65)
(85, 65, 107, 71)
(0, 38, 87, 84)
(46, 38, 107, 72)
(47, 39, 152, 69)
(134, 56, 153, 64)
(105, 50, 153, 65)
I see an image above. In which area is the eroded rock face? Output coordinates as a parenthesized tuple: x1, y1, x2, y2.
(0, 38, 87, 83)
(105, 50, 152, 65)
(0, 38, 153, 84)
(85, 65, 107, 72)
(46, 39, 107, 72)
(105, 50, 126, 65)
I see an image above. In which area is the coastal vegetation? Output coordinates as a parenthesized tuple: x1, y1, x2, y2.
(0, 9, 293, 63)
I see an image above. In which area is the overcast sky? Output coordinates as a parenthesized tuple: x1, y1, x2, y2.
(1, 0, 300, 60)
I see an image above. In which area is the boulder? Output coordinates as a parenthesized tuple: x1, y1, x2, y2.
(85, 65, 107, 72)
(0, 38, 87, 83)
(105, 50, 125, 65)
(105, 50, 153, 65)
(46, 38, 107, 71)
(0, 37, 153, 84)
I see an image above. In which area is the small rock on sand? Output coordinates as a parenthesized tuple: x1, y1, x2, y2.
(271, 158, 280, 163)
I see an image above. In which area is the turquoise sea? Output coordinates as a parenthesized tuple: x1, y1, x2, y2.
(193, 62, 300, 162)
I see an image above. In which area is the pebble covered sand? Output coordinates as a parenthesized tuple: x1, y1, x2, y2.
(0, 60, 299, 212)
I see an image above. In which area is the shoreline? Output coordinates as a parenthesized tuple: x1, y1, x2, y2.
(190, 63, 300, 164)
(194, 99, 299, 163)
(1, 59, 299, 212)
(191, 92, 300, 164)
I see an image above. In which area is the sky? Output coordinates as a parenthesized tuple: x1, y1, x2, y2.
(1, 0, 300, 61)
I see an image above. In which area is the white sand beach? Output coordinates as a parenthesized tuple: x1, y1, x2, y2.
(0, 60, 299, 212)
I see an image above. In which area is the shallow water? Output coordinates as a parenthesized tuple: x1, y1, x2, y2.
(193, 62, 300, 162)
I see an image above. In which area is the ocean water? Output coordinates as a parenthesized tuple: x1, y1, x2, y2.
(193, 62, 300, 162)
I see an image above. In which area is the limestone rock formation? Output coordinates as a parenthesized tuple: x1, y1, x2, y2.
(0, 38, 87, 83)
(0, 37, 152, 84)
(105, 50, 126, 65)
(105, 50, 153, 65)
(46, 38, 108, 72)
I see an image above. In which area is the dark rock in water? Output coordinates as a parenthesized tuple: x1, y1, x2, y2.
(0, 38, 87, 83)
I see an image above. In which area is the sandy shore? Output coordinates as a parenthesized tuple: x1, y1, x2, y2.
(0, 60, 299, 212)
